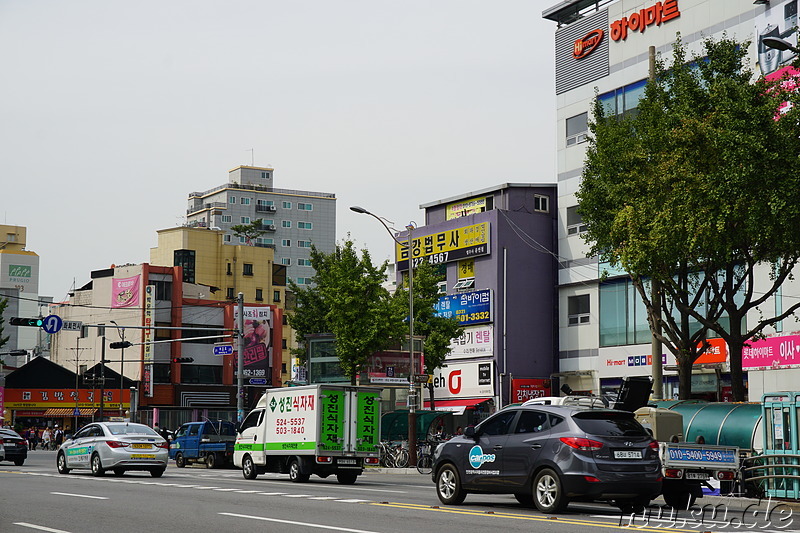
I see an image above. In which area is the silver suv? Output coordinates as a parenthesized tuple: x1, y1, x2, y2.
(431, 405, 662, 513)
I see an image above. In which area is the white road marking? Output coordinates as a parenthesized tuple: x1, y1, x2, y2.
(213, 488, 240, 492)
(233, 490, 261, 493)
(308, 496, 339, 500)
(194, 486, 221, 490)
(334, 499, 371, 503)
(282, 494, 313, 498)
(219, 512, 380, 533)
(50, 492, 108, 500)
(13, 523, 72, 533)
(257, 492, 288, 495)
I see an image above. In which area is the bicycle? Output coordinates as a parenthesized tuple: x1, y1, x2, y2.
(416, 440, 442, 474)
(378, 440, 408, 468)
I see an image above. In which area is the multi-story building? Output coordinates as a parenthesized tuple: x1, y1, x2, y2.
(185, 165, 336, 287)
(150, 225, 294, 384)
(544, 0, 800, 400)
(0, 224, 46, 364)
(383, 183, 558, 424)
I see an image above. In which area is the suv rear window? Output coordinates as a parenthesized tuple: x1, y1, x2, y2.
(572, 412, 649, 437)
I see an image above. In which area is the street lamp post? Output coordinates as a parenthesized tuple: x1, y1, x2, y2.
(350, 206, 418, 466)
(111, 321, 126, 417)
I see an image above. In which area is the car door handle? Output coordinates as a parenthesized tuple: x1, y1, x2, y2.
(531, 444, 542, 449)
(494, 445, 503, 450)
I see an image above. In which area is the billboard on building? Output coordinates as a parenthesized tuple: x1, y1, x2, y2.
(234, 306, 273, 379)
(112, 275, 141, 308)
(448, 325, 493, 359)
(396, 222, 489, 271)
(446, 197, 491, 220)
(755, 0, 799, 77)
(743, 333, 800, 370)
(434, 289, 492, 326)
(511, 378, 551, 403)
(1, 254, 39, 294)
(431, 360, 494, 400)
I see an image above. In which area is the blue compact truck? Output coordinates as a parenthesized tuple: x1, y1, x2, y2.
(170, 420, 237, 468)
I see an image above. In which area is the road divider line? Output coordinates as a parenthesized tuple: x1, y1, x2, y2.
(13, 523, 72, 533)
(50, 492, 108, 500)
(219, 512, 380, 533)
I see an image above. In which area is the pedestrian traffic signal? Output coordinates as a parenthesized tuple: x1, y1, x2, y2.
(9, 317, 43, 327)
(171, 357, 194, 363)
(109, 341, 133, 349)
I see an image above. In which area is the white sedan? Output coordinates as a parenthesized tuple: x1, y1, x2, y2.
(57, 422, 169, 477)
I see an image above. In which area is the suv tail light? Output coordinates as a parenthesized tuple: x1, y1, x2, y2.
(560, 437, 603, 450)
(648, 441, 659, 451)
(105, 440, 130, 448)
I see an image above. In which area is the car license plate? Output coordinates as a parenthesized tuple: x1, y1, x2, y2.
(685, 472, 708, 480)
(131, 443, 151, 449)
(131, 454, 156, 459)
(338, 459, 357, 465)
(614, 450, 643, 459)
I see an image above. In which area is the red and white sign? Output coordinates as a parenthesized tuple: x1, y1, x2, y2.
(511, 379, 551, 403)
(610, 0, 680, 42)
(573, 29, 604, 59)
(431, 361, 494, 400)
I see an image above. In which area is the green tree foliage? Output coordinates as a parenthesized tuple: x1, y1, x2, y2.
(287, 240, 406, 382)
(395, 261, 463, 408)
(230, 219, 268, 245)
(578, 35, 800, 400)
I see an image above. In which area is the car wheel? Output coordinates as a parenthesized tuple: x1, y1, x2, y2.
(663, 490, 695, 510)
(150, 468, 166, 478)
(175, 452, 186, 468)
(288, 458, 310, 483)
(206, 453, 217, 469)
(514, 492, 534, 507)
(14, 458, 24, 467)
(435, 464, 467, 505)
(57, 452, 70, 475)
(533, 468, 568, 513)
(113, 469, 125, 477)
(337, 472, 358, 485)
(91, 454, 105, 477)
(242, 455, 258, 480)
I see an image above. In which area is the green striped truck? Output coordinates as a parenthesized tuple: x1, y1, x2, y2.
(234, 384, 382, 484)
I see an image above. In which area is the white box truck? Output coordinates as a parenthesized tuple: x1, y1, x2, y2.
(234, 384, 381, 484)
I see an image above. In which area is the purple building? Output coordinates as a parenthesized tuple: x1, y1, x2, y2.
(396, 183, 558, 423)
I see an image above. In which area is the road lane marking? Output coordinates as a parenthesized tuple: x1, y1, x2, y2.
(257, 492, 288, 495)
(194, 486, 221, 489)
(282, 494, 313, 497)
(213, 488, 241, 492)
(14, 523, 72, 533)
(308, 496, 339, 500)
(50, 492, 108, 500)
(219, 512, 380, 533)
(334, 499, 372, 503)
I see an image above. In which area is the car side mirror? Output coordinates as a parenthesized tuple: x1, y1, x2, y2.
(464, 426, 478, 439)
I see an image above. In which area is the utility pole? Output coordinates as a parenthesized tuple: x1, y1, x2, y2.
(68, 340, 88, 432)
(649, 45, 663, 400)
(99, 335, 106, 421)
(237, 293, 245, 423)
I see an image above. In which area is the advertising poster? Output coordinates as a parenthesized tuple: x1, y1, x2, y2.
(434, 289, 492, 326)
(234, 306, 273, 379)
(448, 325, 493, 359)
(743, 333, 800, 370)
(112, 275, 141, 308)
(755, 0, 799, 77)
(511, 379, 551, 403)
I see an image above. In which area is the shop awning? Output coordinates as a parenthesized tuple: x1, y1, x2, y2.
(43, 408, 98, 416)
(423, 398, 492, 416)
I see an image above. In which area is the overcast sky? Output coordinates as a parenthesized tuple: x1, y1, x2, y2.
(0, 1, 556, 301)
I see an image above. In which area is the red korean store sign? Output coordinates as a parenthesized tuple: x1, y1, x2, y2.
(611, 0, 680, 41)
(511, 379, 551, 403)
(4, 388, 130, 408)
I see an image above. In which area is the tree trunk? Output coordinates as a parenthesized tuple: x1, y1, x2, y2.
(678, 354, 693, 400)
(726, 315, 747, 402)
(427, 383, 435, 411)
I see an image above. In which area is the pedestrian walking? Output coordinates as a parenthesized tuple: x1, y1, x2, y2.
(42, 427, 52, 451)
(54, 425, 64, 448)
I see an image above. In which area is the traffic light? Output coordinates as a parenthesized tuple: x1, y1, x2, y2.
(9, 317, 43, 327)
(171, 357, 194, 363)
(109, 341, 133, 349)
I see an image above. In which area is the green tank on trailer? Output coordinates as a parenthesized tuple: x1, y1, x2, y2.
(652, 401, 763, 453)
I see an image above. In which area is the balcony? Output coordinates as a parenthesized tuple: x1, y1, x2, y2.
(256, 205, 277, 213)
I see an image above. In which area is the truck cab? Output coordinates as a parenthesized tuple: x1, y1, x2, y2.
(170, 420, 237, 469)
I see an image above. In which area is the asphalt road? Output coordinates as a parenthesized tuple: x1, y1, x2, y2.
(0, 451, 794, 533)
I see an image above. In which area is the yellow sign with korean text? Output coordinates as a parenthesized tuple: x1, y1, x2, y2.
(446, 197, 490, 220)
(396, 222, 490, 271)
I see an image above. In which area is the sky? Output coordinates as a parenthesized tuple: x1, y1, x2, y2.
(0, 1, 556, 301)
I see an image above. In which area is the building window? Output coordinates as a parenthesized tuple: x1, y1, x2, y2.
(224, 234, 231, 243)
(281, 362, 287, 373)
(282, 220, 292, 228)
(255, 288, 263, 301)
(241, 197, 251, 205)
(226, 263, 232, 275)
(298, 258, 311, 266)
(261, 219, 274, 226)
(282, 239, 291, 247)
(281, 258, 291, 266)
(221, 215, 232, 223)
(567, 206, 588, 235)
(273, 290, 281, 302)
(229, 196, 236, 204)
(566, 112, 589, 146)
(258, 238, 274, 245)
(296, 277, 311, 285)
(261, 171, 270, 179)
(226, 288, 235, 299)
(298, 221, 313, 230)
(533, 194, 549, 213)
(298, 202, 313, 211)
(154, 280, 173, 299)
(282, 201, 292, 209)
(282, 338, 288, 349)
(239, 236, 247, 244)
(243, 263, 254, 276)
(598, 79, 646, 118)
(174, 249, 196, 284)
(568, 294, 590, 326)
(298, 240, 312, 248)
(241, 216, 251, 224)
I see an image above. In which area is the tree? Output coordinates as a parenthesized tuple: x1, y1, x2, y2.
(578, 35, 800, 400)
(230, 219, 268, 245)
(394, 260, 463, 409)
(287, 240, 406, 382)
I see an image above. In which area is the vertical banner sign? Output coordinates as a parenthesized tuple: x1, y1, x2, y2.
(356, 390, 380, 453)
(143, 285, 154, 397)
(319, 389, 344, 453)
(233, 306, 273, 380)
